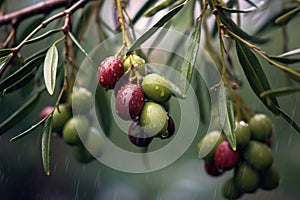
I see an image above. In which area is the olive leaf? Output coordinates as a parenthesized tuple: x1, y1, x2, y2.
(0, 53, 13, 72)
(218, 85, 236, 150)
(235, 40, 280, 115)
(181, 17, 202, 96)
(0, 53, 44, 91)
(143, 0, 182, 17)
(219, 10, 268, 44)
(41, 115, 53, 176)
(0, 49, 12, 57)
(275, 6, 300, 25)
(3, 69, 36, 94)
(269, 48, 300, 64)
(25, 29, 61, 45)
(10, 115, 48, 142)
(260, 87, 300, 98)
(68, 32, 94, 66)
(255, 6, 299, 35)
(132, 0, 159, 24)
(126, 2, 185, 55)
(0, 86, 45, 134)
(221, 0, 266, 14)
(44, 43, 58, 95)
(191, 69, 211, 124)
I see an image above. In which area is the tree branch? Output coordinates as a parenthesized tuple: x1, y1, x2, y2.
(0, 0, 76, 26)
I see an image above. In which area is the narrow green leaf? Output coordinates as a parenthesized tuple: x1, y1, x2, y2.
(3, 69, 36, 94)
(132, 0, 159, 24)
(219, 10, 268, 44)
(74, 3, 95, 41)
(44, 44, 58, 95)
(0, 49, 12, 57)
(0, 86, 45, 134)
(17, 17, 44, 43)
(218, 85, 236, 150)
(244, 0, 259, 7)
(24, 48, 49, 63)
(222, 1, 265, 13)
(235, 41, 280, 115)
(268, 56, 300, 64)
(95, 85, 112, 136)
(255, 6, 299, 35)
(143, 0, 181, 17)
(0, 54, 44, 91)
(275, 106, 300, 134)
(10, 116, 48, 142)
(25, 29, 61, 45)
(278, 48, 300, 57)
(126, 2, 185, 55)
(41, 115, 53, 176)
(275, 6, 300, 25)
(192, 70, 211, 123)
(68, 32, 94, 65)
(0, 53, 13, 71)
(260, 87, 300, 98)
(181, 17, 202, 96)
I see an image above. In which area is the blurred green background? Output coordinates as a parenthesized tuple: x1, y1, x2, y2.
(0, 0, 300, 199)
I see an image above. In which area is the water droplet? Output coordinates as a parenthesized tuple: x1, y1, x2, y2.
(100, 76, 104, 83)
(113, 73, 117, 77)
(160, 90, 165, 97)
(155, 86, 159, 90)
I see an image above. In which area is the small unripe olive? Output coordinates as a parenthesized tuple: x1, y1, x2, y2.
(142, 73, 172, 103)
(72, 144, 95, 164)
(123, 55, 145, 71)
(139, 102, 168, 137)
(244, 141, 273, 170)
(235, 121, 251, 149)
(234, 164, 260, 193)
(62, 116, 89, 145)
(222, 178, 243, 199)
(260, 166, 280, 190)
(83, 127, 103, 158)
(71, 87, 93, 114)
(249, 114, 273, 142)
(52, 104, 72, 133)
(197, 131, 224, 161)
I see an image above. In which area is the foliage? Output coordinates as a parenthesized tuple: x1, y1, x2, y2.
(0, 0, 300, 176)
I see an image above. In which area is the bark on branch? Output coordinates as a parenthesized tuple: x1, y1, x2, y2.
(0, 0, 76, 26)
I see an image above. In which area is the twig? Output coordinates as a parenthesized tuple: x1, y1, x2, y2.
(0, 0, 90, 78)
(0, 0, 76, 26)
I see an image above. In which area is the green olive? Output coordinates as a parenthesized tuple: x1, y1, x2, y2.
(70, 87, 93, 114)
(234, 164, 260, 193)
(260, 166, 280, 190)
(62, 116, 89, 145)
(142, 73, 172, 103)
(72, 144, 95, 164)
(139, 102, 168, 137)
(244, 141, 273, 170)
(52, 104, 72, 133)
(249, 114, 273, 142)
(235, 121, 251, 149)
(83, 127, 103, 158)
(222, 178, 243, 199)
(197, 130, 224, 161)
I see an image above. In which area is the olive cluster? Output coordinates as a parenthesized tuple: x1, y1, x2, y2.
(98, 55, 175, 147)
(39, 87, 102, 164)
(197, 114, 279, 199)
